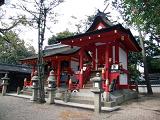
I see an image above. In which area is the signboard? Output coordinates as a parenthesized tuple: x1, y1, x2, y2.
(119, 73, 128, 85)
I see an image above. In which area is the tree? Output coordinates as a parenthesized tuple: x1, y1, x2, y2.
(12, 0, 64, 103)
(0, 6, 28, 44)
(109, 0, 155, 94)
(74, 14, 95, 33)
(0, 31, 35, 64)
(48, 30, 75, 45)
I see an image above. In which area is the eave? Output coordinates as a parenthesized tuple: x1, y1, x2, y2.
(20, 47, 80, 64)
(58, 24, 141, 52)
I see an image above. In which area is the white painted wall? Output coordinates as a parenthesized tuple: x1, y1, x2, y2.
(119, 47, 127, 69)
(138, 85, 160, 93)
(119, 47, 128, 85)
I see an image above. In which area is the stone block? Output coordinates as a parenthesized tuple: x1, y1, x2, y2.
(103, 101, 116, 107)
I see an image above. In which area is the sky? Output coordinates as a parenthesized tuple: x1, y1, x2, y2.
(2, 0, 125, 51)
(1, 0, 143, 72)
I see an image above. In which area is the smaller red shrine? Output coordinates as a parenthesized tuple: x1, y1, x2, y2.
(20, 11, 141, 92)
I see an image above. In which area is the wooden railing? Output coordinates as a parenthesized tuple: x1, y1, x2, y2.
(24, 79, 32, 87)
(83, 65, 91, 84)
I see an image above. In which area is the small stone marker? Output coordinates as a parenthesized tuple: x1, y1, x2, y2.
(1, 73, 9, 96)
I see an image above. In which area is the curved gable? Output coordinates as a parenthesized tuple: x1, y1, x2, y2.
(86, 13, 113, 32)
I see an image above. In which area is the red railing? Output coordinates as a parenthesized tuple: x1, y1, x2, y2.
(24, 79, 32, 87)
(83, 65, 91, 84)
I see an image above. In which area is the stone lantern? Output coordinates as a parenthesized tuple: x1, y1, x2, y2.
(91, 73, 104, 113)
(30, 72, 39, 101)
(47, 70, 56, 88)
(1, 73, 9, 96)
(46, 70, 56, 104)
(91, 73, 103, 90)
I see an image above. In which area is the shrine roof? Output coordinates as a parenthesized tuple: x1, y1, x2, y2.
(58, 24, 122, 41)
(58, 24, 141, 52)
(0, 63, 32, 73)
(20, 45, 80, 61)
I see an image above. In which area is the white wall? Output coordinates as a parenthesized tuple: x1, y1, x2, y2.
(119, 47, 127, 69)
(119, 47, 128, 85)
(138, 85, 160, 93)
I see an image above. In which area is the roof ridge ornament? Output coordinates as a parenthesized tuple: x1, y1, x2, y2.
(96, 3, 110, 18)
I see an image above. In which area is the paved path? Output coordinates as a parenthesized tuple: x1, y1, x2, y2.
(0, 94, 160, 120)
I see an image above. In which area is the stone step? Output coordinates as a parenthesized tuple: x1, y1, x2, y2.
(84, 80, 93, 89)
(54, 99, 121, 112)
(77, 89, 93, 96)
(103, 101, 117, 107)
(110, 89, 138, 105)
(69, 96, 117, 107)
(69, 97, 94, 105)
(84, 84, 93, 88)
(84, 86, 92, 89)
(21, 90, 32, 96)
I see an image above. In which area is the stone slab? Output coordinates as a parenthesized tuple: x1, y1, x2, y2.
(54, 99, 120, 112)
(7, 93, 31, 99)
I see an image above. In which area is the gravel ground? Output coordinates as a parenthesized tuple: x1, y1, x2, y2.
(0, 94, 160, 120)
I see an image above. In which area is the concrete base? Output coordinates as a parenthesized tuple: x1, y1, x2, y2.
(54, 99, 120, 112)
(46, 88, 56, 104)
(108, 89, 138, 105)
(2, 85, 7, 96)
(30, 87, 38, 101)
(103, 101, 116, 107)
(55, 88, 70, 102)
(7, 93, 31, 99)
(69, 89, 138, 108)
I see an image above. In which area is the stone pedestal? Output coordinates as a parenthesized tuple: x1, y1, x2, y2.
(30, 86, 38, 101)
(103, 91, 110, 102)
(30, 75, 39, 101)
(63, 90, 71, 103)
(2, 83, 8, 96)
(91, 73, 104, 113)
(91, 89, 104, 113)
(1, 73, 9, 96)
(46, 88, 56, 104)
(17, 87, 21, 95)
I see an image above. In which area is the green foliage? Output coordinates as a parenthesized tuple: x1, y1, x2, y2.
(0, 31, 35, 64)
(48, 30, 75, 45)
(147, 56, 160, 73)
(111, 0, 160, 42)
(48, 35, 57, 45)
(128, 64, 141, 81)
(56, 30, 75, 39)
(145, 39, 160, 57)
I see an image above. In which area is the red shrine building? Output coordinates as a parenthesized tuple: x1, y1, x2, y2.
(20, 11, 141, 92)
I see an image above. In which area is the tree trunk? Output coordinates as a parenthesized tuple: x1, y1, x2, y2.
(137, 25, 153, 94)
(37, 0, 46, 103)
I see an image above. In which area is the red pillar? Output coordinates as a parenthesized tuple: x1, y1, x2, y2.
(92, 48, 96, 70)
(31, 65, 36, 78)
(105, 44, 110, 92)
(115, 43, 119, 64)
(57, 60, 61, 87)
(115, 43, 119, 89)
(79, 48, 84, 88)
(102, 68, 105, 80)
